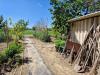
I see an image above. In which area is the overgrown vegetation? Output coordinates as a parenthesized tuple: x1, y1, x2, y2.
(32, 19, 51, 42)
(0, 42, 23, 64)
(24, 29, 33, 35)
(54, 39, 65, 52)
(0, 29, 6, 42)
(12, 19, 28, 42)
(50, 0, 100, 35)
(49, 0, 100, 52)
(0, 16, 28, 73)
(33, 31, 51, 42)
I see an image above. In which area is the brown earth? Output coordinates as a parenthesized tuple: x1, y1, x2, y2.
(30, 38, 88, 75)
(5, 37, 89, 75)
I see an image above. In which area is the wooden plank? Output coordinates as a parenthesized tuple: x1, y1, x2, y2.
(77, 21, 80, 44)
(78, 21, 81, 44)
(84, 19, 87, 43)
(80, 21, 82, 45)
(88, 53, 100, 75)
(98, 16, 100, 25)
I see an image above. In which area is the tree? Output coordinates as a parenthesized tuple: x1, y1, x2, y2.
(49, 0, 83, 35)
(2, 20, 9, 48)
(49, 0, 100, 36)
(16, 19, 28, 30)
(0, 16, 10, 47)
(0, 16, 4, 28)
(13, 19, 28, 42)
(32, 19, 51, 42)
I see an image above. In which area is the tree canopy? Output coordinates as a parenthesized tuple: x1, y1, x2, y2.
(0, 16, 4, 28)
(50, 0, 100, 35)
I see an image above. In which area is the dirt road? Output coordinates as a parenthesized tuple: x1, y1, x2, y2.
(31, 37, 88, 75)
(6, 37, 87, 75)
(23, 37, 52, 75)
(6, 37, 52, 75)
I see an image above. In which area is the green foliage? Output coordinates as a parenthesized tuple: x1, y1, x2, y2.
(0, 30, 6, 42)
(23, 29, 33, 35)
(82, 0, 100, 13)
(49, 0, 100, 35)
(33, 31, 51, 42)
(13, 19, 28, 41)
(0, 16, 4, 29)
(0, 51, 8, 64)
(5, 43, 23, 58)
(54, 39, 65, 48)
(0, 42, 23, 64)
(54, 39, 65, 52)
(41, 33, 51, 42)
(32, 19, 51, 42)
(48, 29, 61, 38)
(15, 19, 28, 30)
(32, 26, 36, 31)
(0, 16, 12, 48)
(0, 16, 25, 69)
(50, 0, 83, 35)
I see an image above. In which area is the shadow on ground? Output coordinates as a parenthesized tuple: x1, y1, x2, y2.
(0, 57, 32, 75)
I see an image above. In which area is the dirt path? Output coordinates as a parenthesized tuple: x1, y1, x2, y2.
(23, 37, 52, 75)
(6, 37, 52, 75)
(6, 37, 88, 75)
(31, 37, 88, 75)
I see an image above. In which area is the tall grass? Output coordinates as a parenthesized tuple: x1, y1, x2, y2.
(23, 29, 33, 35)
(0, 29, 6, 42)
(33, 31, 51, 42)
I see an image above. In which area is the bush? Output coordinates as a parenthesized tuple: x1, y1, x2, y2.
(24, 30, 33, 35)
(0, 31, 6, 42)
(0, 29, 12, 42)
(42, 34, 51, 42)
(33, 31, 51, 42)
(0, 51, 8, 64)
(5, 43, 23, 59)
(54, 39, 65, 52)
(0, 42, 23, 65)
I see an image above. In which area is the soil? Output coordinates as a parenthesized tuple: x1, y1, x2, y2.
(30, 37, 88, 75)
(6, 37, 52, 75)
(5, 37, 88, 75)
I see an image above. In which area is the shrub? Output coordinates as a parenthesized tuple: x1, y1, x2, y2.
(0, 29, 12, 42)
(5, 43, 23, 59)
(54, 39, 65, 52)
(0, 42, 23, 66)
(42, 33, 51, 42)
(33, 31, 51, 42)
(0, 51, 8, 64)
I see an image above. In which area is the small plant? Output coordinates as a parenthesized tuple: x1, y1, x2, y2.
(0, 42, 23, 72)
(13, 19, 28, 42)
(42, 33, 51, 42)
(5, 43, 23, 59)
(54, 39, 65, 52)
(0, 51, 8, 64)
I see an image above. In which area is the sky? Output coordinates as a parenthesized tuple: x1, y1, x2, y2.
(0, 0, 52, 28)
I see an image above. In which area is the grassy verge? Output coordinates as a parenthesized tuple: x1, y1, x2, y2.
(23, 29, 33, 35)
